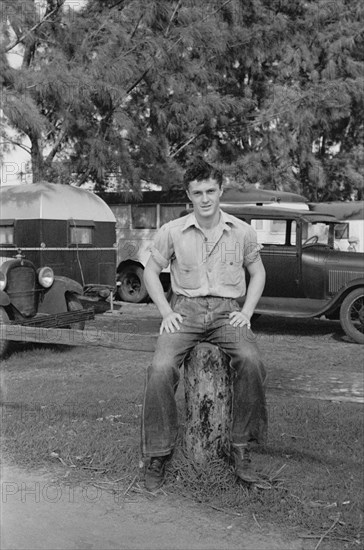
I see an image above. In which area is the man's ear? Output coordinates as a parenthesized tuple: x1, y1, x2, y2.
(186, 188, 191, 201)
(219, 186, 224, 198)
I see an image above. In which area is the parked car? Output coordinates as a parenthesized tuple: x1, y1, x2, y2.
(103, 187, 308, 302)
(0, 249, 94, 358)
(0, 182, 117, 312)
(222, 205, 364, 344)
(309, 201, 364, 252)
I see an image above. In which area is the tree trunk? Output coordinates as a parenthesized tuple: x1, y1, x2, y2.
(184, 343, 232, 463)
(30, 134, 45, 183)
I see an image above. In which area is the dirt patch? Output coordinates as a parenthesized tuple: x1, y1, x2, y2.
(1, 462, 302, 550)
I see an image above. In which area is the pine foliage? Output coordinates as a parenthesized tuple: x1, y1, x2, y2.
(1, 0, 363, 199)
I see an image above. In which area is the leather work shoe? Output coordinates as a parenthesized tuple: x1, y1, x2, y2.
(232, 446, 261, 484)
(145, 456, 168, 492)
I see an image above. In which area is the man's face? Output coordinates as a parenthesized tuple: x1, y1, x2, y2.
(186, 178, 223, 220)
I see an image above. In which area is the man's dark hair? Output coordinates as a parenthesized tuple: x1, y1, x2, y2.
(183, 158, 223, 190)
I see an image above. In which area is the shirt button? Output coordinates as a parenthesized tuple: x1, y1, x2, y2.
(204, 237, 208, 242)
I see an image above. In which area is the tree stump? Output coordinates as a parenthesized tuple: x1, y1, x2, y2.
(183, 343, 232, 463)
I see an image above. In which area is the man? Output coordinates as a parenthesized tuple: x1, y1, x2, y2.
(141, 158, 267, 492)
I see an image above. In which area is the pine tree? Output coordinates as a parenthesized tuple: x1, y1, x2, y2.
(1, 0, 363, 200)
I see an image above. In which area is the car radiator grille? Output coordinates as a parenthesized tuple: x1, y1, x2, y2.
(7, 266, 38, 317)
(329, 270, 362, 293)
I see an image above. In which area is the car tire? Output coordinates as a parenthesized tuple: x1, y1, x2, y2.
(340, 288, 364, 344)
(67, 294, 85, 331)
(0, 307, 10, 358)
(116, 265, 148, 303)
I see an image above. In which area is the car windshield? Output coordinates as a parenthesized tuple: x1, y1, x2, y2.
(302, 222, 331, 245)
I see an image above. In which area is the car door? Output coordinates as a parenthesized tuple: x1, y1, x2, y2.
(252, 217, 302, 297)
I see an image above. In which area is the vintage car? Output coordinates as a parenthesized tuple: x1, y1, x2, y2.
(0, 182, 117, 311)
(221, 205, 364, 344)
(0, 182, 119, 357)
(104, 187, 308, 302)
(0, 250, 94, 357)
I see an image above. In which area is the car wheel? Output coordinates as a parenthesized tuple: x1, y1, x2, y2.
(0, 307, 10, 358)
(116, 265, 148, 303)
(340, 288, 364, 344)
(67, 294, 85, 331)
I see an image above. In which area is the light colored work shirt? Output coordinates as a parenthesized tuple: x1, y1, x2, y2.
(149, 209, 262, 298)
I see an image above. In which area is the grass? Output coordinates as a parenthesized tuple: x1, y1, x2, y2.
(1, 344, 363, 549)
(168, 397, 363, 545)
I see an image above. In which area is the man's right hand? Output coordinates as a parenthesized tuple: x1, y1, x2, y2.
(160, 311, 184, 334)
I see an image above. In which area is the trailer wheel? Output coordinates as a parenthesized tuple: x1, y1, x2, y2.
(340, 288, 364, 344)
(116, 265, 148, 303)
(67, 294, 85, 331)
(0, 307, 10, 358)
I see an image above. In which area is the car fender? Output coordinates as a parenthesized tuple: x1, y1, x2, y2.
(38, 276, 83, 314)
(321, 277, 364, 316)
(0, 290, 10, 307)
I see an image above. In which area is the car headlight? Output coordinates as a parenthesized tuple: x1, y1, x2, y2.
(38, 267, 54, 288)
(0, 271, 6, 291)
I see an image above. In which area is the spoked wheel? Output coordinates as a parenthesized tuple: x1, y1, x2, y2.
(0, 307, 10, 358)
(116, 265, 148, 303)
(340, 288, 364, 344)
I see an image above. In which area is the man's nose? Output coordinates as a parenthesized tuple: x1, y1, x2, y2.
(202, 193, 209, 202)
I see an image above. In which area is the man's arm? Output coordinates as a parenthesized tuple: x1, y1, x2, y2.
(241, 257, 266, 319)
(144, 257, 183, 334)
(229, 257, 266, 328)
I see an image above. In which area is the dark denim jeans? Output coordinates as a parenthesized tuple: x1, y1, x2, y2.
(141, 296, 267, 457)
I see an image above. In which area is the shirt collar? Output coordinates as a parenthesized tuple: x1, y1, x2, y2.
(182, 209, 233, 233)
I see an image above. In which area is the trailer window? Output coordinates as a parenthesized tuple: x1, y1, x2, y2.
(131, 205, 157, 229)
(160, 204, 189, 225)
(0, 222, 14, 245)
(112, 205, 131, 229)
(69, 221, 95, 245)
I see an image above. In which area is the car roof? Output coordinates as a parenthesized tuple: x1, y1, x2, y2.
(221, 187, 308, 204)
(222, 204, 340, 222)
(309, 201, 364, 220)
(0, 182, 116, 222)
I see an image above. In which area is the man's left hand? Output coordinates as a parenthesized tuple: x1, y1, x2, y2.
(229, 311, 251, 329)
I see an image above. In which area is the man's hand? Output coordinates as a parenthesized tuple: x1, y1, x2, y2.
(229, 310, 251, 329)
(160, 311, 184, 334)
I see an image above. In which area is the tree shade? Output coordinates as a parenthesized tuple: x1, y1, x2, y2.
(1, 0, 363, 201)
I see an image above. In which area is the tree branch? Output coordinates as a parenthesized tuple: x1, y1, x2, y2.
(109, 0, 125, 9)
(130, 14, 143, 41)
(45, 127, 68, 165)
(165, 0, 234, 54)
(126, 67, 151, 95)
(170, 131, 202, 158)
(164, 0, 183, 38)
(0, 140, 31, 155)
(5, 3, 65, 53)
(125, 0, 234, 98)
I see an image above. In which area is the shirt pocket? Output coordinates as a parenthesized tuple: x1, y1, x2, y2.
(177, 263, 201, 289)
(221, 260, 242, 286)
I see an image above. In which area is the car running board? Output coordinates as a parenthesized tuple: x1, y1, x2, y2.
(238, 297, 330, 318)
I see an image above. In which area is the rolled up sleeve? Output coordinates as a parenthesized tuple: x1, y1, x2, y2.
(149, 224, 173, 269)
(243, 227, 263, 266)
